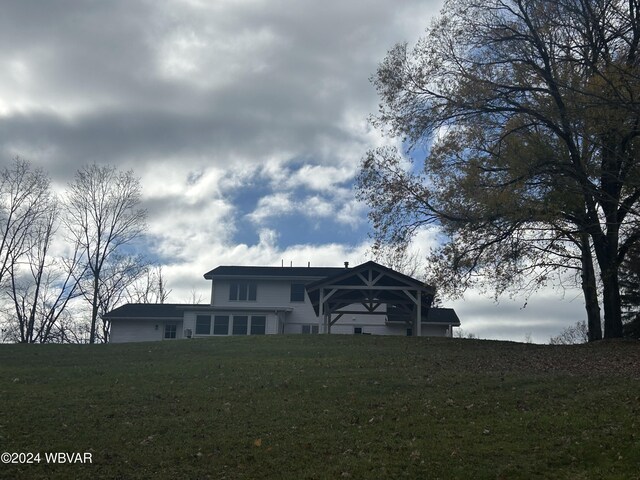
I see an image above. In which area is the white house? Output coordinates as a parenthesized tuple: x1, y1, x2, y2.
(105, 261, 461, 343)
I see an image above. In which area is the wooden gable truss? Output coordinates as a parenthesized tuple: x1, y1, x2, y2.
(305, 261, 435, 335)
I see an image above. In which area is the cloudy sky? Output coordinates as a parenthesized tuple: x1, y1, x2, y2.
(0, 0, 587, 343)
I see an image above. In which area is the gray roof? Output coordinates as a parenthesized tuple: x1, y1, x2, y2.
(386, 307, 460, 326)
(104, 303, 459, 326)
(204, 265, 348, 279)
(305, 261, 432, 291)
(426, 307, 461, 325)
(104, 303, 199, 320)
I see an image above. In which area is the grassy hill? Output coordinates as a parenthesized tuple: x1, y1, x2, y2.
(1, 335, 639, 479)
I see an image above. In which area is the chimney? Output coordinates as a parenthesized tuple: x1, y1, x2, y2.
(344, 261, 349, 269)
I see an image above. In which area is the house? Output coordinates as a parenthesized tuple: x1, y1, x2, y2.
(105, 260, 461, 343)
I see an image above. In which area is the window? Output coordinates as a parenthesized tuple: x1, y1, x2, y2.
(195, 315, 211, 335)
(290, 283, 306, 302)
(250, 316, 266, 335)
(232, 316, 248, 335)
(229, 282, 257, 301)
(214, 315, 230, 335)
(354, 327, 363, 335)
(302, 324, 319, 334)
(164, 324, 177, 339)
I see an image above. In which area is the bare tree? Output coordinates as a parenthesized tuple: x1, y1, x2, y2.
(454, 329, 477, 339)
(0, 158, 51, 289)
(6, 199, 85, 343)
(185, 288, 204, 305)
(127, 265, 172, 304)
(64, 164, 146, 343)
(549, 321, 589, 345)
(42, 309, 84, 344)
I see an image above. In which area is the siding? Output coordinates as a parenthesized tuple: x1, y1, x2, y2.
(212, 279, 300, 307)
(110, 319, 183, 343)
(213, 279, 320, 324)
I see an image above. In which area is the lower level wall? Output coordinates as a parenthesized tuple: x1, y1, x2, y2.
(110, 320, 183, 343)
(285, 321, 452, 337)
(111, 316, 453, 343)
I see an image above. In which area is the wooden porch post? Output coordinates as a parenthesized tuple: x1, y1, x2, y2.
(319, 288, 324, 334)
(416, 290, 422, 337)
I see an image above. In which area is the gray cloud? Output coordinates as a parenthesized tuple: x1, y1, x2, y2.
(1, 0, 442, 174)
(451, 291, 586, 344)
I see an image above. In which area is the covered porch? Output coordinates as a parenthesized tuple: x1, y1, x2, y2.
(305, 261, 436, 336)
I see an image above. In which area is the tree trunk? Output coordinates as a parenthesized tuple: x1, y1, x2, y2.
(89, 272, 100, 344)
(580, 234, 602, 341)
(601, 265, 624, 338)
(587, 180, 624, 338)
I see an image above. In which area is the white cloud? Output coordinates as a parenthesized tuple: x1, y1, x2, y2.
(335, 196, 368, 227)
(245, 186, 367, 228)
(246, 192, 295, 224)
(285, 164, 356, 192)
(305, 195, 335, 218)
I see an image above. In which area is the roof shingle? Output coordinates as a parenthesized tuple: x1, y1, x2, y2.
(204, 265, 347, 279)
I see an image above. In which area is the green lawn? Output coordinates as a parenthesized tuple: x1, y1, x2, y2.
(1, 335, 639, 479)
